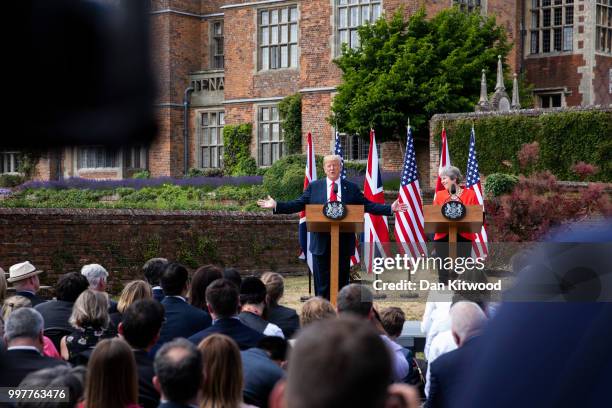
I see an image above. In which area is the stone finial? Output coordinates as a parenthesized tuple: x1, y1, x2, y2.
(475, 69, 491, 112)
(511, 73, 521, 109)
(495, 55, 505, 92)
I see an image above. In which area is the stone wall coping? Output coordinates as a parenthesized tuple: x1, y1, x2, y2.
(430, 105, 611, 123)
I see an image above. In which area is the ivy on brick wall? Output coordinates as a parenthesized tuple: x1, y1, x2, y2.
(223, 124, 257, 176)
(433, 110, 612, 182)
(279, 93, 302, 155)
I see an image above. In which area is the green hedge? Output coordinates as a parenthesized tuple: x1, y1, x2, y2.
(433, 110, 612, 181)
(263, 154, 324, 201)
(484, 173, 519, 197)
(223, 124, 257, 176)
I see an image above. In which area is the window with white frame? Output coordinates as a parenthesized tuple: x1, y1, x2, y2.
(259, 5, 298, 70)
(530, 0, 574, 54)
(596, 0, 612, 54)
(453, 0, 482, 12)
(258, 106, 284, 166)
(77, 147, 118, 169)
(0, 152, 21, 174)
(336, 0, 382, 52)
(124, 146, 148, 169)
(338, 134, 381, 161)
(200, 111, 225, 168)
(211, 20, 224, 69)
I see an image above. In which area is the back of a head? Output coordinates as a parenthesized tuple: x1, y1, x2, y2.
(142, 258, 168, 286)
(380, 307, 406, 338)
(4, 307, 43, 343)
(261, 272, 284, 304)
(450, 301, 487, 345)
(69, 289, 109, 329)
(18, 366, 86, 408)
(198, 334, 243, 407)
(337, 284, 373, 318)
(240, 276, 267, 306)
(205, 278, 239, 318)
(190, 265, 224, 309)
(160, 262, 189, 296)
(223, 268, 242, 289)
(2, 295, 32, 322)
(257, 336, 289, 361)
(288, 316, 392, 408)
(117, 280, 152, 313)
(300, 297, 337, 328)
(80, 263, 108, 289)
(55, 272, 90, 303)
(85, 338, 138, 408)
(154, 338, 203, 405)
(121, 299, 165, 350)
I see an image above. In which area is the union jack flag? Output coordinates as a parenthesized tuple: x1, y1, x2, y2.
(363, 129, 390, 273)
(465, 127, 489, 259)
(334, 132, 360, 267)
(434, 127, 451, 200)
(298, 132, 317, 272)
(395, 126, 428, 258)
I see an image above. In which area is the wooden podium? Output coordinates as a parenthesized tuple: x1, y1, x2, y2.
(423, 205, 484, 258)
(305, 204, 364, 306)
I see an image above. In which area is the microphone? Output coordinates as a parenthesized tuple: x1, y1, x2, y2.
(450, 184, 456, 195)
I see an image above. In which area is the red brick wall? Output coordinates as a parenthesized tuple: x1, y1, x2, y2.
(0, 209, 305, 294)
(594, 55, 612, 105)
(224, 7, 257, 101)
(525, 54, 586, 106)
(302, 92, 334, 155)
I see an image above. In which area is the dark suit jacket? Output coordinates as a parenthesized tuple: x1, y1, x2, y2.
(15, 291, 46, 307)
(188, 317, 263, 350)
(152, 287, 165, 303)
(274, 178, 392, 256)
(109, 298, 118, 314)
(242, 348, 285, 408)
(0, 349, 69, 387)
(267, 304, 300, 339)
(134, 349, 160, 408)
(153, 297, 212, 354)
(426, 336, 481, 408)
(35, 300, 74, 331)
(157, 402, 195, 408)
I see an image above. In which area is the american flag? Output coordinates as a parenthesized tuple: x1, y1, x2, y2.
(364, 129, 390, 273)
(334, 132, 360, 267)
(395, 126, 428, 258)
(298, 132, 317, 272)
(434, 127, 451, 200)
(465, 127, 488, 259)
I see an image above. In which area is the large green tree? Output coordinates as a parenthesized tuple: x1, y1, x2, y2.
(330, 8, 511, 141)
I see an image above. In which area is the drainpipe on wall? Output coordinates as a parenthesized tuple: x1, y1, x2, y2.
(183, 86, 195, 176)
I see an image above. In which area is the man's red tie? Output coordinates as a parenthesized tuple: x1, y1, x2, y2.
(330, 182, 338, 201)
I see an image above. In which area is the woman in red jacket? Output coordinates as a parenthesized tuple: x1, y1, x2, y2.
(433, 166, 478, 284)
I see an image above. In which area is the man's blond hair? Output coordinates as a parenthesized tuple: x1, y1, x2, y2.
(323, 154, 342, 166)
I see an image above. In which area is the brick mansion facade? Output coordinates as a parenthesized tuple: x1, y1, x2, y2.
(7, 0, 610, 184)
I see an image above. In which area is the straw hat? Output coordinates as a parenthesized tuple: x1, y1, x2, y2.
(7, 261, 44, 283)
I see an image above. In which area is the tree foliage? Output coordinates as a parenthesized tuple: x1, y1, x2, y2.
(279, 93, 302, 154)
(330, 7, 511, 140)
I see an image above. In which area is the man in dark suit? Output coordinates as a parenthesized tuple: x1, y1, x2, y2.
(35, 272, 89, 331)
(119, 299, 165, 408)
(426, 301, 487, 408)
(7, 261, 47, 306)
(153, 339, 203, 408)
(0, 308, 68, 387)
(258, 154, 408, 299)
(143, 257, 168, 302)
(81, 263, 119, 313)
(153, 263, 211, 354)
(189, 278, 263, 349)
(242, 336, 287, 408)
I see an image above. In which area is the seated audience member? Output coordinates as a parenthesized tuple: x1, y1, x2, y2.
(119, 299, 165, 408)
(153, 263, 211, 354)
(18, 365, 86, 408)
(337, 284, 411, 382)
(239, 277, 284, 338)
(0, 308, 68, 387)
(7, 261, 46, 306)
(81, 338, 141, 408)
(2, 295, 60, 359)
(261, 272, 299, 339)
(61, 289, 116, 365)
(223, 268, 243, 289)
(242, 336, 287, 407)
(426, 301, 487, 408)
(269, 316, 419, 408)
(81, 263, 118, 313)
(189, 265, 223, 311)
(111, 280, 153, 328)
(421, 292, 452, 362)
(198, 334, 255, 408)
(35, 272, 89, 335)
(300, 296, 337, 328)
(0, 266, 7, 303)
(189, 279, 263, 350)
(142, 258, 168, 302)
(153, 338, 203, 408)
(381, 307, 415, 381)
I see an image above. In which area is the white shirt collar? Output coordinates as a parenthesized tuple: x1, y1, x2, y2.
(7, 346, 41, 354)
(166, 295, 187, 302)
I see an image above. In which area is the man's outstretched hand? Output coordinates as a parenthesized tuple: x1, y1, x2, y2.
(391, 199, 409, 213)
(257, 195, 277, 209)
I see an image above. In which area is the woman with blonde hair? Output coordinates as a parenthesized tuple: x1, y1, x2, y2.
(60, 289, 116, 365)
(110, 280, 152, 327)
(198, 334, 254, 408)
(300, 296, 337, 328)
(261, 272, 300, 338)
(79, 338, 141, 408)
